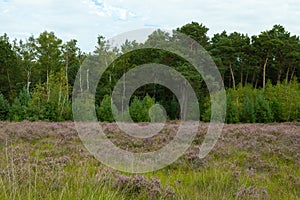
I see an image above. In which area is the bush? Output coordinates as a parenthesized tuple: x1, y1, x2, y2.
(149, 104, 166, 122)
(42, 102, 60, 121)
(73, 96, 96, 122)
(255, 94, 273, 123)
(142, 94, 155, 121)
(8, 88, 31, 121)
(61, 100, 73, 121)
(168, 97, 179, 120)
(0, 93, 9, 120)
(264, 79, 300, 121)
(269, 99, 284, 122)
(201, 96, 211, 122)
(97, 95, 117, 122)
(129, 96, 148, 122)
(240, 96, 256, 123)
(128, 95, 156, 122)
(226, 93, 239, 123)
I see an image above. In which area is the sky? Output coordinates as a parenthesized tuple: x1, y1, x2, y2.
(1, 0, 299, 52)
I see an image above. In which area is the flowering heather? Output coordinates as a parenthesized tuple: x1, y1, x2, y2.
(0, 121, 299, 199)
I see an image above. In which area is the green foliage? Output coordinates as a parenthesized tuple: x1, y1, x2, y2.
(254, 94, 273, 123)
(226, 93, 239, 123)
(142, 94, 155, 121)
(201, 96, 211, 122)
(201, 91, 226, 123)
(129, 96, 148, 122)
(168, 97, 179, 120)
(42, 102, 60, 121)
(35, 31, 63, 82)
(0, 24, 300, 123)
(26, 83, 48, 121)
(73, 94, 96, 122)
(125, 94, 156, 122)
(23, 70, 72, 121)
(149, 104, 166, 122)
(0, 34, 19, 100)
(264, 79, 300, 121)
(202, 81, 300, 124)
(97, 95, 117, 122)
(8, 88, 31, 121)
(269, 99, 284, 122)
(240, 96, 256, 123)
(186, 101, 201, 121)
(177, 21, 210, 48)
(128, 95, 156, 122)
(62, 100, 73, 121)
(0, 93, 9, 120)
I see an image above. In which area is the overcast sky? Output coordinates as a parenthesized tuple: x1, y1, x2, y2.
(1, 0, 299, 52)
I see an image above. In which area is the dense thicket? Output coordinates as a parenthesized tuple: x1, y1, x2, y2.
(0, 22, 299, 122)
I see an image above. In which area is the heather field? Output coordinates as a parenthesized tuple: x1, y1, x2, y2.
(0, 121, 299, 200)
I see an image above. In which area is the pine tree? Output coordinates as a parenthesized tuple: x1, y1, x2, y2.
(8, 88, 30, 121)
(240, 96, 256, 123)
(97, 95, 117, 122)
(226, 93, 239, 123)
(129, 96, 147, 122)
(255, 94, 273, 123)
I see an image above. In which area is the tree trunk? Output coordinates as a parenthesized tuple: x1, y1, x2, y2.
(263, 57, 268, 89)
(251, 69, 256, 87)
(26, 68, 31, 93)
(190, 41, 196, 51)
(47, 67, 50, 102)
(221, 72, 225, 84)
(290, 66, 296, 82)
(105, 57, 111, 96)
(240, 70, 243, 87)
(245, 70, 249, 86)
(277, 68, 282, 83)
(285, 66, 290, 82)
(153, 71, 156, 98)
(24, 63, 32, 93)
(58, 79, 62, 106)
(65, 51, 69, 98)
(60, 94, 66, 117)
(86, 69, 89, 91)
(181, 80, 188, 121)
(121, 71, 126, 118)
(229, 63, 236, 90)
(6, 70, 12, 91)
(255, 78, 258, 89)
(240, 65, 243, 87)
(79, 67, 82, 93)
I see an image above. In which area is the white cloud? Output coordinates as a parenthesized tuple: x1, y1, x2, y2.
(0, 0, 299, 52)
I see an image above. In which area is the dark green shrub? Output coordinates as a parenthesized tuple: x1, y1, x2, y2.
(0, 93, 9, 120)
(97, 95, 117, 122)
(201, 96, 211, 122)
(142, 94, 155, 121)
(61, 100, 73, 121)
(226, 93, 239, 123)
(255, 94, 273, 123)
(149, 104, 166, 122)
(240, 96, 256, 123)
(269, 99, 284, 122)
(73, 97, 96, 122)
(168, 97, 179, 120)
(129, 96, 147, 122)
(8, 88, 31, 121)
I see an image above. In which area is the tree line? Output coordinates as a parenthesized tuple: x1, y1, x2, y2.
(0, 22, 299, 122)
